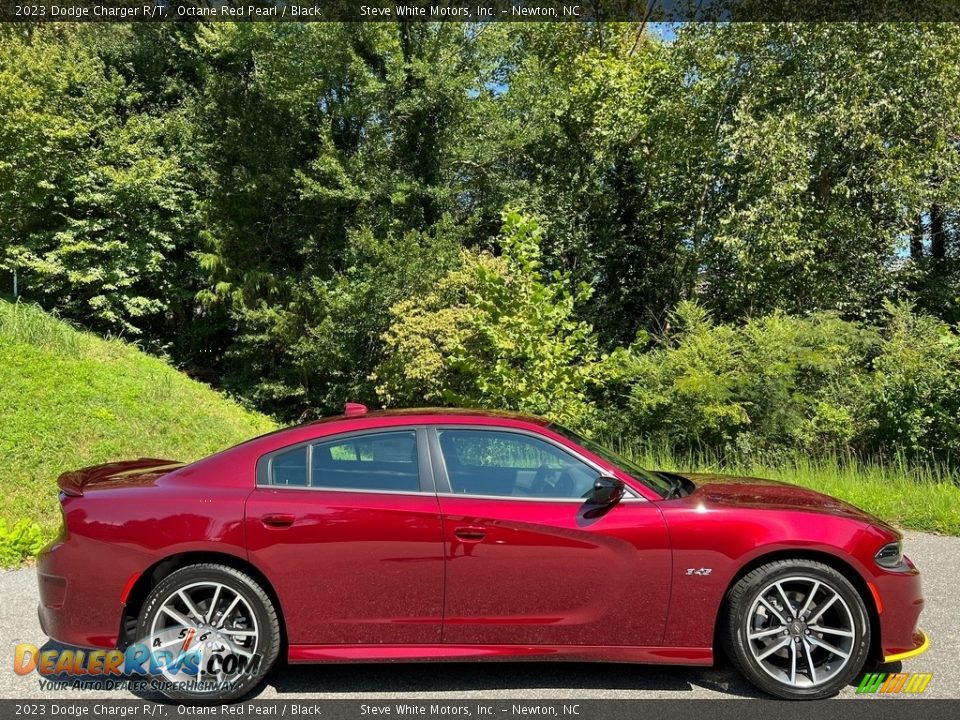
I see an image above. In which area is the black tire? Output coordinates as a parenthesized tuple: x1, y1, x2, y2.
(136, 563, 280, 702)
(723, 559, 871, 700)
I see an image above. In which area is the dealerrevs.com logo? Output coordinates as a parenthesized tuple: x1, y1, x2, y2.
(13, 637, 261, 693)
(856, 672, 933, 695)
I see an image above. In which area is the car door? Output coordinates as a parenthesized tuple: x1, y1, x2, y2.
(244, 426, 445, 646)
(431, 426, 672, 647)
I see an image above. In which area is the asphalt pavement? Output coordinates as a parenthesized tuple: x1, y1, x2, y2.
(1, 531, 955, 701)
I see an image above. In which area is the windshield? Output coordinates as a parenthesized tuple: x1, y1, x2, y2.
(547, 424, 673, 498)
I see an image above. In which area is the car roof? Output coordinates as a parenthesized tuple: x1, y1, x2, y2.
(211, 406, 547, 458)
(172, 406, 560, 487)
(309, 407, 550, 427)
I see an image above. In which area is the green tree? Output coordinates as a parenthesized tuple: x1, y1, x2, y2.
(464, 24, 695, 345)
(191, 23, 498, 416)
(375, 211, 608, 429)
(0, 27, 201, 337)
(222, 221, 462, 420)
(671, 23, 960, 322)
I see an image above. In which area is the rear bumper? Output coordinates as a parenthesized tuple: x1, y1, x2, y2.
(36, 540, 127, 649)
(883, 628, 929, 663)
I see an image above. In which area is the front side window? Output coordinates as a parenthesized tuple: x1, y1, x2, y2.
(437, 429, 596, 499)
(266, 430, 420, 492)
(547, 423, 672, 498)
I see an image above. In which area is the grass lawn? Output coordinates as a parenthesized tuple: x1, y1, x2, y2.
(624, 442, 960, 536)
(0, 299, 277, 564)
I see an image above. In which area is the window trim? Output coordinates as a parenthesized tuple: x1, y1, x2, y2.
(427, 425, 644, 503)
(255, 426, 435, 495)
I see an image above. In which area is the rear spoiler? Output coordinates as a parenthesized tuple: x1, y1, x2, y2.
(57, 458, 183, 497)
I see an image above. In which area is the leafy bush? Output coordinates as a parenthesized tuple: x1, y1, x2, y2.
(867, 302, 960, 460)
(619, 302, 875, 458)
(0, 29, 200, 338)
(374, 211, 609, 429)
(0, 520, 47, 566)
(619, 301, 960, 464)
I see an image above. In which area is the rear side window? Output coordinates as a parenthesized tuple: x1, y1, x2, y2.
(312, 431, 419, 491)
(265, 431, 421, 492)
(270, 446, 308, 486)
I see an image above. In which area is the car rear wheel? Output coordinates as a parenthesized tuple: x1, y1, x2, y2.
(723, 559, 871, 699)
(136, 563, 280, 701)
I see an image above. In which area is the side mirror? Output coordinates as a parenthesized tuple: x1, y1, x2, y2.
(590, 476, 625, 506)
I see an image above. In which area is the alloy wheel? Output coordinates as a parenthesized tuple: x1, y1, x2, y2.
(148, 580, 261, 691)
(745, 575, 857, 688)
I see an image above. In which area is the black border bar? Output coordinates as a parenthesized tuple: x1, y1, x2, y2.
(1, 699, 959, 718)
(3, 1, 960, 23)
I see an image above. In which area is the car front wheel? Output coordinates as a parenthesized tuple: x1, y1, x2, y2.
(724, 559, 871, 699)
(136, 563, 280, 701)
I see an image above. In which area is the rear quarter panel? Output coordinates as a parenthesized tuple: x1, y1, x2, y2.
(39, 467, 250, 648)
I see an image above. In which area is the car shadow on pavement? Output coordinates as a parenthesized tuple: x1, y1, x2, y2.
(34, 638, 763, 700)
(261, 658, 765, 699)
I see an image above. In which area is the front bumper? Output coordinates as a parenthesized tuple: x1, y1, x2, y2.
(883, 628, 929, 663)
(872, 553, 927, 663)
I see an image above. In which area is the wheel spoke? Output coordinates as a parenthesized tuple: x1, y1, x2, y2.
(759, 596, 788, 624)
(206, 585, 222, 624)
(808, 635, 850, 659)
(748, 626, 785, 640)
(789, 639, 798, 685)
(223, 639, 254, 658)
(797, 580, 820, 619)
(774, 583, 794, 617)
(808, 592, 839, 624)
(803, 638, 818, 684)
(757, 637, 790, 661)
(220, 629, 257, 637)
(810, 624, 855, 638)
(218, 595, 241, 627)
(160, 605, 194, 628)
(155, 635, 189, 650)
(178, 589, 205, 622)
(193, 642, 203, 678)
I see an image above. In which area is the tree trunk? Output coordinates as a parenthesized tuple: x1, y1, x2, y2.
(910, 213, 924, 259)
(930, 203, 946, 260)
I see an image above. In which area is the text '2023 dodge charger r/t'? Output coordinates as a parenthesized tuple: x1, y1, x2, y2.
(37, 405, 928, 701)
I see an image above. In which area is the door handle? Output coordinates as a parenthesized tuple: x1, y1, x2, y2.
(454, 527, 486, 542)
(261, 513, 296, 528)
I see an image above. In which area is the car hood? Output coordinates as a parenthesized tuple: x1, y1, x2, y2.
(670, 471, 894, 530)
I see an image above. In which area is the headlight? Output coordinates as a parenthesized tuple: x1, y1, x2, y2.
(875, 540, 903, 568)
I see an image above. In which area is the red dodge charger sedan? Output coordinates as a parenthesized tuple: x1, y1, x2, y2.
(37, 405, 927, 701)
